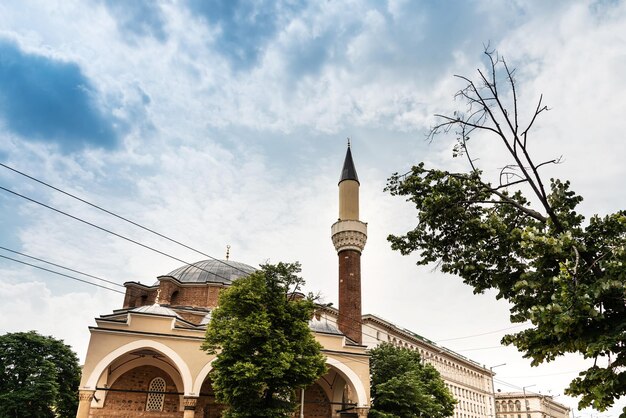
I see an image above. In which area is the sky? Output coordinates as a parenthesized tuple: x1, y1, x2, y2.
(0, 0, 625, 415)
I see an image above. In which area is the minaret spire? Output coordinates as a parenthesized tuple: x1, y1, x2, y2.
(332, 142, 367, 344)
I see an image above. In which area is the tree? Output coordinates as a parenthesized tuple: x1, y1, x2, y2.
(0, 331, 81, 418)
(201, 262, 327, 417)
(369, 343, 456, 418)
(385, 49, 626, 416)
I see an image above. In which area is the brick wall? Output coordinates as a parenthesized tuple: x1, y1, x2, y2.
(123, 283, 223, 310)
(196, 377, 226, 418)
(90, 365, 182, 418)
(164, 284, 222, 309)
(301, 383, 332, 417)
(338, 249, 362, 344)
(176, 311, 206, 325)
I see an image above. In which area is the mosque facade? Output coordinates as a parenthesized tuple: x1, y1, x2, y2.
(76, 147, 498, 418)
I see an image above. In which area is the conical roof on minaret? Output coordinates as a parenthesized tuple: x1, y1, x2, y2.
(339, 145, 360, 185)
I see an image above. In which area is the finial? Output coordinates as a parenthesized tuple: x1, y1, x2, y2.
(155, 288, 161, 305)
(347, 137, 351, 148)
(226, 245, 231, 261)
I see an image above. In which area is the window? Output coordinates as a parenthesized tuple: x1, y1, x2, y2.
(170, 291, 179, 305)
(146, 377, 166, 411)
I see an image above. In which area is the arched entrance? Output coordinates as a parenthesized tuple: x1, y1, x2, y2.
(93, 363, 182, 417)
(195, 375, 226, 418)
(81, 340, 194, 417)
(297, 357, 369, 418)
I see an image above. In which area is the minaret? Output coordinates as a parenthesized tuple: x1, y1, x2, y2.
(331, 142, 367, 344)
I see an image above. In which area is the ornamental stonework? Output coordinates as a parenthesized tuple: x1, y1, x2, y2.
(183, 397, 198, 410)
(78, 391, 94, 402)
(332, 230, 367, 253)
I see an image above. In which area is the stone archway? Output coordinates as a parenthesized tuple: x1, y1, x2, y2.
(84, 339, 193, 395)
(91, 364, 183, 417)
(79, 340, 195, 418)
(297, 357, 369, 418)
(93, 353, 186, 412)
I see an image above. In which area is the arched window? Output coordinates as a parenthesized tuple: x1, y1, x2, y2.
(146, 377, 166, 411)
(170, 291, 179, 305)
(515, 401, 522, 411)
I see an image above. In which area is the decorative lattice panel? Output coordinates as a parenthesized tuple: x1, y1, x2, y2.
(146, 377, 166, 411)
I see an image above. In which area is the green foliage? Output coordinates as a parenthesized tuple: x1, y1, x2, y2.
(369, 343, 456, 418)
(202, 262, 327, 418)
(0, 331, 81, 418)
(386, 50, 626, 416)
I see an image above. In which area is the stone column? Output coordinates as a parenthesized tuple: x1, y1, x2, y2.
(355, 406, 369, 417)
(76, 390, 95, 418)
(183, 397, 198, 418)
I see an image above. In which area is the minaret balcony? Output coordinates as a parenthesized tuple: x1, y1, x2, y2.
(331, 220, 368, 253)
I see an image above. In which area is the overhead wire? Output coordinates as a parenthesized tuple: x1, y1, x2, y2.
(0, 254, 125, 295)
(0, 162, 251, 275)
(319, 308, 519, 358)
(0, 246, 125, 289)
(436, 324, 528, 342)
(455, 345, 507, 352)
(0, 185, 236, 283)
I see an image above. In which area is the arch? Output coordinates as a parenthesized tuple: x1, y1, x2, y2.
(84, 339, 193, 395)
(170, 290, 180, 305)
(325, 357, 368, 407)
(93, 355, 185, 408)
(193, 357, 217, 394)
(107, 356, 184, 393)
(194, 356, 367, 407)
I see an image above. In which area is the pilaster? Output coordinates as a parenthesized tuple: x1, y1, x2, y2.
(76, 390, 95, 418)
(183, 396, 198, 418)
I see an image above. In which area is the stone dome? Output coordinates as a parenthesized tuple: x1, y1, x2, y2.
(158, 259, 256, 285)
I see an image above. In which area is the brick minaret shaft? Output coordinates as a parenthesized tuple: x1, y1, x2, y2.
(331, 144, 367, 344)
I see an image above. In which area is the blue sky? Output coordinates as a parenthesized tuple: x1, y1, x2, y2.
(1, 1, 625, 415)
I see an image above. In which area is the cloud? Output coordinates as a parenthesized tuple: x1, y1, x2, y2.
(0, 279, 118, 362)
(0, 39, 120, 152)
(102, 0, 168, 42)
(187, 0, 305, 69)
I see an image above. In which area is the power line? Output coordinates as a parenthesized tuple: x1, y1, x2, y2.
(0, 246, 125, 289)
(0, 185, 235, 283)
(499, 370, 580, 379)
(0, 162, 250, 275)
(0, 254, 125, 295)
(436, 324, 528, 342)
(455, 345, 506, 352)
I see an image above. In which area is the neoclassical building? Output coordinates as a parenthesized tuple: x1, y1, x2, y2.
(495, 392, 570, 418)
(76, 146, 496, 418)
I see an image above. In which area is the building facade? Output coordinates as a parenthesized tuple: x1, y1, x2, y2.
(75, 259, 371, 418)
(76, 145, 496, 417)
(495, 392, 570, 418)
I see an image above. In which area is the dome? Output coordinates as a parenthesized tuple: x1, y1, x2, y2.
(131, 304, 181, 318)
(158, 259, 256, 285)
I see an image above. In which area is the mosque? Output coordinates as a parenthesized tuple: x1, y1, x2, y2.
(75, 146, 498, 418)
